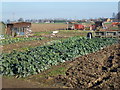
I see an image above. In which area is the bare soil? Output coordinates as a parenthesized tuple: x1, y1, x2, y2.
(2, 43, 120, 88)
(54, 43, 120, 88)
(31, 23, 67, 32)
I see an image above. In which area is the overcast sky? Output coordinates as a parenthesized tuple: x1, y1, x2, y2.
(1, 1, 119, 21)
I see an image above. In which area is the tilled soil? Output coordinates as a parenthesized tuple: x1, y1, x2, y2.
(54, 43, 120, 88)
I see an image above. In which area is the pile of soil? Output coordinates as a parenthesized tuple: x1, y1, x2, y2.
(55, 43, 120, 88)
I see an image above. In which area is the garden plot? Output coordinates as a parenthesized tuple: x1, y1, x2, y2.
(1, 37, 118, 77)
(2, 43, 120, 88)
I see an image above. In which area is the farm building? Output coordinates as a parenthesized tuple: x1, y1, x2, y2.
(0, 22, 6, 35)
(6, 22, 31, 36)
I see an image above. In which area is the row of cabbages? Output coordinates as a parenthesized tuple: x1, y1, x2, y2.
(1, 36, 119, 77)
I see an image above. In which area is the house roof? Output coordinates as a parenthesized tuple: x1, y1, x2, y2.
(7, 22, 31, 28)
(8, 22, 31, 25)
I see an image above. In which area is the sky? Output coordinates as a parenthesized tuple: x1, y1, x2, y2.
(1, 1, 119, 21)
(1, 0, 120, 2)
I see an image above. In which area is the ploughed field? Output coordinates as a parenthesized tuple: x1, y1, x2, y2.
(54, 43, 120, 88)
(31, 22, 119, 32)
(31, 23, 67, 32)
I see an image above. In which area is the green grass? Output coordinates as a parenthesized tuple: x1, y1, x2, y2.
(59, 30, 93, 33)
(47, 67, 67, 76)
(104, 22, 112, 24)
(32, 66, 68, 78)
(26, 63, 68, 80)
(32, 30, 90, 37)
(32, 30, 91, 38)
(58, 30, 93, 37)
(33, 31, 51, 36)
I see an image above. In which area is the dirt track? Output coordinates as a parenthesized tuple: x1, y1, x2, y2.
(2, 43, 120, 88)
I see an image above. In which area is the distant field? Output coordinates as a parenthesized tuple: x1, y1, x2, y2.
(31, 22, 119, 33)
(31, 23, 67, 32)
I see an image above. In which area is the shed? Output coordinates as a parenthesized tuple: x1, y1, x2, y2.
(0, 22, 6, 35)
(6, 22, 31, 36)
(74, 24, 84, 30)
